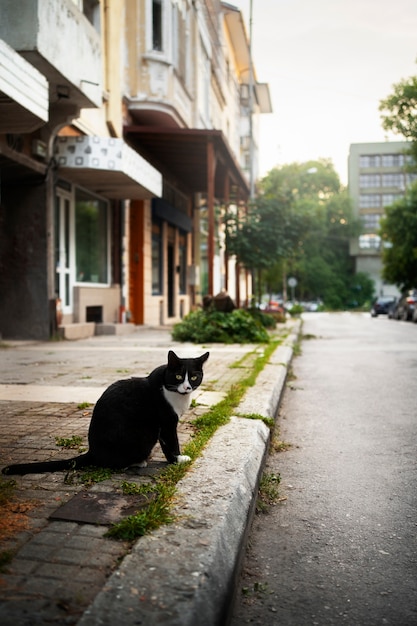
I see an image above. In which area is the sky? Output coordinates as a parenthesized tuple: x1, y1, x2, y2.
(237, 0, 417, 184)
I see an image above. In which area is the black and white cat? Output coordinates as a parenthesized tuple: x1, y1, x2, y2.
(2, 350, 209, 475)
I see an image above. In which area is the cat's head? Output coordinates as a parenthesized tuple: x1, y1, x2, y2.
(164, 350, 209, 395)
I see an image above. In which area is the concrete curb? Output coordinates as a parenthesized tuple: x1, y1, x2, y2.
(77, 319, 301, 625)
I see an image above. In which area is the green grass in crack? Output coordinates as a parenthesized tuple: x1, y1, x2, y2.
(106, 481, 176, 541)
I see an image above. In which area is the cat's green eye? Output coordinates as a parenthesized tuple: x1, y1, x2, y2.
(176, 374, 182, 380)
(191, 375, 197, 381)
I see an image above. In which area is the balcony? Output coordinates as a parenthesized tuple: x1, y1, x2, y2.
(0, 0, 102, 111)
(0, 39, 48, 133)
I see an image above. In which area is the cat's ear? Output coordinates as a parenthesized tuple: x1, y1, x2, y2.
(199, 352, 209, 365)
(168, 350, 181, 367)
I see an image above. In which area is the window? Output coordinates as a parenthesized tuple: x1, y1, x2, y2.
(198, 39, 210, 123)
(360, 174, 380, 188)
(152, 221, 162, 294)
(359, 155, 380, 168)
(83, 0, 100, 30)
(381, 154, 405, 167)
(152, 0, 163, 51)
(75, 189, 109, 283)
(361, 214, 380, 230)
(359, 234, 381, 249)
(172, 3, 188, 80)
(382, 193, 402, 206)
(359, 194, 380, 208)
(381, 173, 404, 189)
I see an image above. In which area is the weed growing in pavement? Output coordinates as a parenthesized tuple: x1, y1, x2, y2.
(63, 466, 115, 486)
(242, 580, 270, 597)
(79, 467, 114, 486)
(0, 477, 16, 505)
(256, 472, 282, 513)
(77, 401, 92, 409)
(55, 435, 84, 449)
(106, 484, 176, 541)
(241, 413, 275, 429)
(270, 425, 292, 453)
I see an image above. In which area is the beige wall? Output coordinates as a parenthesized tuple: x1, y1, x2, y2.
(73, 285, 121, 323)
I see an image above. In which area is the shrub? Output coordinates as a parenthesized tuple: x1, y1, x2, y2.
(247, 307, 277, 328)
(172, 308, 270, 343)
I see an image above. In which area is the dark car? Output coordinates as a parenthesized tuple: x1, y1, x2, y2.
(371, 296, 397, 317)
(395, 289, 417, 321)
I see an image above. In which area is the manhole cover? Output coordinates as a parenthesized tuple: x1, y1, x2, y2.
(50, 491, 155, 525)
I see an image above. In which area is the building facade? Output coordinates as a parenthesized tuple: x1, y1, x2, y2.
(0, 0, 270, 339)
(348, 141, 416, 297)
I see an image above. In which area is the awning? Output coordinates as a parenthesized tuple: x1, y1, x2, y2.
(0, 39, 48, 133)
(55, 136, 162, 199)
(124, 126, 250, 199)
(152, 198, 192, 232)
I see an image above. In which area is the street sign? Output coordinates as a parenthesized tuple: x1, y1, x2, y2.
(288, 277, 297, 288)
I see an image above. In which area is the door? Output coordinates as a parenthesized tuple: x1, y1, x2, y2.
(128, 200, 145, 324)
(55, 188, 74, 314)
(167, 242, 175, 318)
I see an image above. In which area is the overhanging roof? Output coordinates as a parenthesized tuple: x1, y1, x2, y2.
(124, 126, 250, 199)
(55, 136, 162, 199)
(0, 39, 49, 133)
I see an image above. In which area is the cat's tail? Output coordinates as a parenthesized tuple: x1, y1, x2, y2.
(1, 452, 92, 475)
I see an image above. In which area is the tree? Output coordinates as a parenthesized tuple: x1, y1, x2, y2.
(379, 184, 417, 290)
(379, 73, 417, 161)
(225, 185, 309, 302)
(226, 160, 371, 309)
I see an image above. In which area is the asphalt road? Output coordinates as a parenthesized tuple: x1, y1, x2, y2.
(231, 312, 417, 626)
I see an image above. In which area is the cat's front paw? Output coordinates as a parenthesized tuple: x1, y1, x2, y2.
(176, 455, 191, 464)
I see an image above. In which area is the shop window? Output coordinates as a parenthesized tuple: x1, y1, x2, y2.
(75, 189, 109, 284)
(152, 221, 162, 294)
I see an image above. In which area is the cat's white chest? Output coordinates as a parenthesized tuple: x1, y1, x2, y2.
(163, 387, 191, 417)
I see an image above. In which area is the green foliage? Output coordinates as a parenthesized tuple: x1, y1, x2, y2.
(0, 477, 16, 506)
(238, 160, 369, 309)
(106, 485, 176, 541)
(246, 307, 277, 328)
(55, 435, 84, 449)
(172, 308, 270, 343)
(257, 472, 282, 513)
(379, 73, 417, 159)
(380, 184, 417, 289)
(77, 467, 114, 486)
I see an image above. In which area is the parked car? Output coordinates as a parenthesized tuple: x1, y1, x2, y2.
(371, 296, 398, 317)
(395, 289, 417, 321)
(388, 300, 400, 319)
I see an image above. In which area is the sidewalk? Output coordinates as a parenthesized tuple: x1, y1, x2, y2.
(0, 320, 300, 626)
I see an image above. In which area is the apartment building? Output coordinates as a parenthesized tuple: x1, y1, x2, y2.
(0, 0, 270, 339)
(348, 141, 416, 297)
